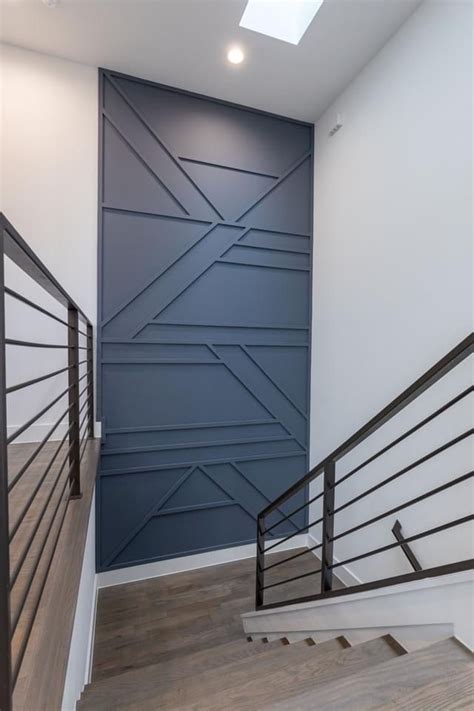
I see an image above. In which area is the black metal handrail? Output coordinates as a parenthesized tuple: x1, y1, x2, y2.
(255, 333, 474, 610)
(0, 213, 95, 711)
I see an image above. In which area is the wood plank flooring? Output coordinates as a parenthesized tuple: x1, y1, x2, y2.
(84, 553, 473, 710)
(91, 546, 341, 683)
(7, 438, 100, 711)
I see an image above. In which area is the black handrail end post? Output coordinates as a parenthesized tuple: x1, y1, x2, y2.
(255, 514, 265, 609)
(86, 323, 94, 440)
(68, 307, 81, 499)
(320, 460, 335, 594)
(0, 226, 13, 711)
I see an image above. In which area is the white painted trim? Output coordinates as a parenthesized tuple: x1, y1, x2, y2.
(242, 569, 474, 652)
(61, 494, 98, 711)
(7, 421, 101, 444)
(307, 531, 362, 587)
(7, 422, 69, 443)
(97, 534, 309, 589)
(85, 585, 99, 685)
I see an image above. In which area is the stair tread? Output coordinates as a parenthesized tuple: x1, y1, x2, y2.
(173, 634, 402, 711)
(104, 635, 399, 711)
(266, 637, 474, 710)
(378, 667, 474, 710)
(78, 636, 288, 706)
(79, 637, 345, 710)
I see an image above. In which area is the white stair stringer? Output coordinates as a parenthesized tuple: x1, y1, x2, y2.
(242, 570, 473, 652)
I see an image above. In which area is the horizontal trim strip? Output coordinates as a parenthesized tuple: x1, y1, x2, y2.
(100, 450, 306, 476)
(102, 359, 220, 365)
(153, 500, 236, 517)
(217, 258, 309, 272)
(178, 155, 279, 179)
(101, 434, 296, 456)
(101, 203, 311, 238)
(105, 419, 278, 434)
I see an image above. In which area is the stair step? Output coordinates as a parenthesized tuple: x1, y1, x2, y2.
(82, 637, 346, 711)
(266, 637, 473, 710)
(172, 634, 402, 710)
(78, 637, 289, 708)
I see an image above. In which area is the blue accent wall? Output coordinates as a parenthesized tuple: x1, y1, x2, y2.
(97, 69, 313, 571)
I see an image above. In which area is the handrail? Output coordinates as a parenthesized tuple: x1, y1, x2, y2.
(0, 214, 95, 711)
(255, 333, 474, 610)
(261, 334, 473, 516)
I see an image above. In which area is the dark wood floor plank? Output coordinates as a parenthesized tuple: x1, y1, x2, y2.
(267, 638, 474, 711)
(11, 440, 100, 711)
(168, 636, 401, 711)
(91, 547, 338, 682)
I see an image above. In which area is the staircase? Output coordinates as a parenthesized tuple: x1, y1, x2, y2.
(78, 633, 472, 710)
(76, 335, 473, 709)
(76, 550, 473, 710)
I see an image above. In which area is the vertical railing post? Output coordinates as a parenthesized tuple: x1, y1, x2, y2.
(68, 306, 81, 499)
(0, 227, 13, 711)
(86, 323, 94, 439)
(255, 514, 265, 608)
(320, 459, 335, 593)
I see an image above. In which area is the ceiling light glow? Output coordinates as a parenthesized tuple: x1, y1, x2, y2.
(227, 46, 245, 64)
(240, 0, 324, 45)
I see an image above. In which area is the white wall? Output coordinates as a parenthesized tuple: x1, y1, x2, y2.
(309, 0, 473, 583)
(0, 44, 98, 439)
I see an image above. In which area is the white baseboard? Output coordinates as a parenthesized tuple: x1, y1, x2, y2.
(8, 422, 69, 443)
(7, 420, 102, 444)
(61, 494, 98, 711)
(97, 534, 309, 589)
(307, 531, 362, 587)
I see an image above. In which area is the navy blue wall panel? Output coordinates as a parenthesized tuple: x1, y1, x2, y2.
(97, 69, 313, 571)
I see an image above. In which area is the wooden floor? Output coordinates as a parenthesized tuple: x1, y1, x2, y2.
(84, 558, 473, 710)
(92, 547, 341, 682)
(7, 437, 100, 711)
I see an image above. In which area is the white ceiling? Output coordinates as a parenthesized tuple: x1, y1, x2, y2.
(0, 0, 421, 122)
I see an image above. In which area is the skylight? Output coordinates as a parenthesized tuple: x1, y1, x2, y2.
(239, 0, 324, 45)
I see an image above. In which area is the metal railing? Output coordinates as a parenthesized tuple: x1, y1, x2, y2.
(255, 333, 474, 610)
(0, 214, 94, 711)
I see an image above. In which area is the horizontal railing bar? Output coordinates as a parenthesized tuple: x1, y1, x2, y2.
(78, 392, 93, 417)
(335, 386, 474, 489)
(264, 512, 324, 554)
(10, 457, 74, 633)
(6, 385, 73, 445)
(260, 333, 474, 516)
(1, 213, 92, 323)
(10, 438, 74, 584)
(78, 371, 88, 384)
(11, 473, 73, 687)
(329, 515, 473, 571)
(79, 410, 89, 435)
(262, 566, 322, 591)
(256, 559, 474, 611)
(263, 544, 322, 573)
(7, 404, 73, 491)
(78, 384, 88, 401)
(332, 430, 473, 516)
(5, 339, 69, 349)
(9, 427, 74, 544)
(78, 359, 88, 367)
(4, 287, 70, 328)
(263, 489, 324, 536)
(80, 436, 89, 462)
(6, 365, 72, 394)
(330, 471, 473, 544)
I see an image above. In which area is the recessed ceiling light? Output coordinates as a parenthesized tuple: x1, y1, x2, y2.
(240, 0, 324, 45)
(227, 46, 245, 65)
(42, 0, 59, 7)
